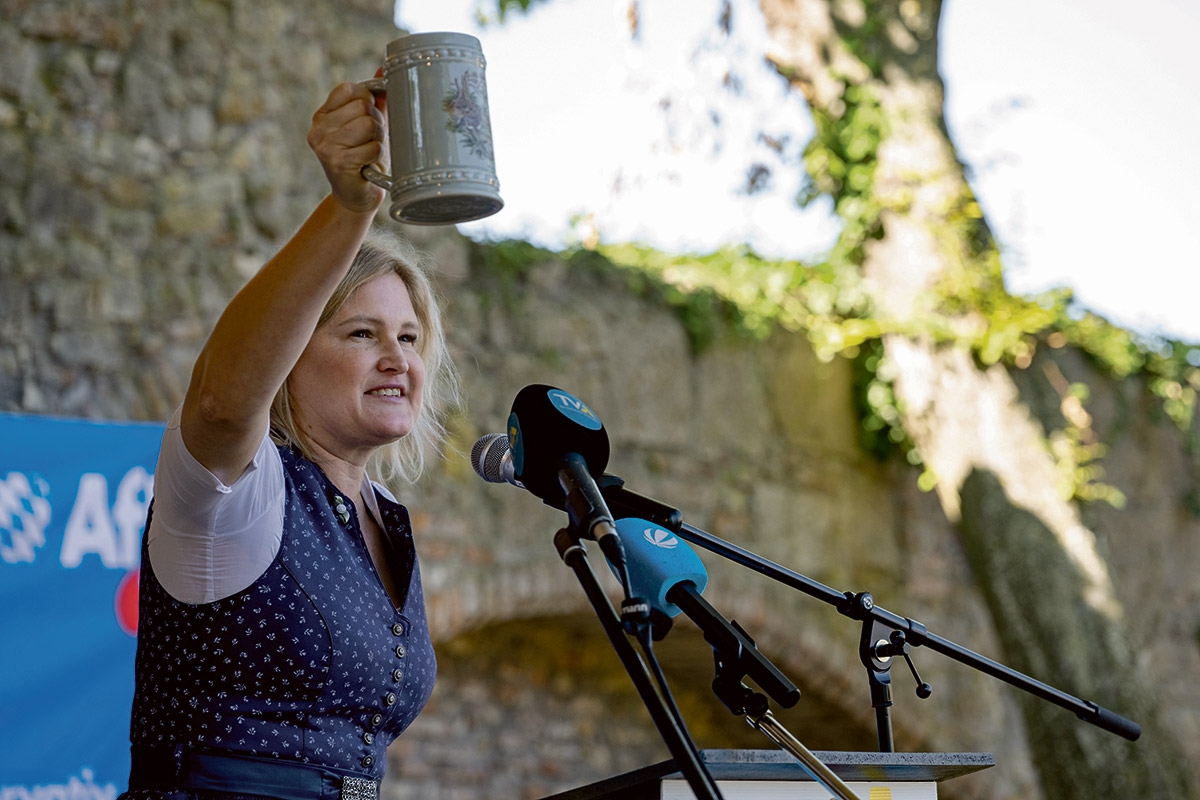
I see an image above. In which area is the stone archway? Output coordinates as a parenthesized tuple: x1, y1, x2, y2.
(384, 613, 927, 799)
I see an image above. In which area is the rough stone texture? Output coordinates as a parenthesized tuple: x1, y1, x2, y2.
(0, 0, 386, 419)
(1, 3, 1197, 799)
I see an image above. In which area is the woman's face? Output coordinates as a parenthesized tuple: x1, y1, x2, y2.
(289, 272, 425, 463)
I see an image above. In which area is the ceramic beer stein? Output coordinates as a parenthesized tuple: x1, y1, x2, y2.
(362, 32, 503, 225)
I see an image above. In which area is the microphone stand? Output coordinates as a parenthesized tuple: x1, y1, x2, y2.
(669, 580, 862, 800)
(597, 478, 1143, 747)
(551, 525, 725, 800)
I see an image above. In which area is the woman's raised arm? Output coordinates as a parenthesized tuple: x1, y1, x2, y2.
(181, 82, 388, 484)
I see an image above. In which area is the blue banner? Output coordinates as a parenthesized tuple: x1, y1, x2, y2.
(1, 413, 164, 796)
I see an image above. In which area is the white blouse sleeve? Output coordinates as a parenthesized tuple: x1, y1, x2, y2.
(146, 406, 286, 604)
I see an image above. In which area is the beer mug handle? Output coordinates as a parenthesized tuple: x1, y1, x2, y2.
(358, 78, 394, 191)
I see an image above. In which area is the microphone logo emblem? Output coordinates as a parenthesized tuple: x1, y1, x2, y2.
(507, 416, 524, 475)
(642, 526, 679, 550)
(547, 389, 603, 431)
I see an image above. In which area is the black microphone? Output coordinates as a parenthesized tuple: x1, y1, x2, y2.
(471, 434, 685, 533)
(472, 428, 611, 546)
(471, 432, 522, 488)
(506, 384, 609, 502)
(501, 385, 627, 581)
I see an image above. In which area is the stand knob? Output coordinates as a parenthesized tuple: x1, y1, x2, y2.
(874, 630, 933, 700)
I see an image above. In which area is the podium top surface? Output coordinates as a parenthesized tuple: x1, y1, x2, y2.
(541, 750, 995, 800)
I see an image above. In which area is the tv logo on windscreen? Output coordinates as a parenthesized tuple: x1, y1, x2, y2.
(548, 389, 602, 430)
(641, 527, 679, 550)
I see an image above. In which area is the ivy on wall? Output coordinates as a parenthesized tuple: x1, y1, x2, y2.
(471, 194, 1197, 509)
(470, 0, 1199, 507)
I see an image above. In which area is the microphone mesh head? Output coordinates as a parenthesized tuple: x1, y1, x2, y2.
(471, 432, 509, 483)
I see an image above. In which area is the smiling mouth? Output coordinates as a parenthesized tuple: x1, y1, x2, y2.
(367, 388, 406, 397)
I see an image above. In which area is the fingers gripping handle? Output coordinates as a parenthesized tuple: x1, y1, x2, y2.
(358, 78, 393, 191)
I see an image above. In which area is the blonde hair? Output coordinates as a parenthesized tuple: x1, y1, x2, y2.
(270, 228, 462, 485)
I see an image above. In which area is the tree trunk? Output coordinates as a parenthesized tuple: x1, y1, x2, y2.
(757, 0, 1193, 796)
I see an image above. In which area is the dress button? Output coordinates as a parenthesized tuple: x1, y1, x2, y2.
(363, 732, 375, 745)
(385, 692, 397, 705)
(392, 622, 405, 636)
(394, 643, 406, 658)
(392, 668, 403, 682)
(371, 712, 383, 726)
(361, 755, 373, 768)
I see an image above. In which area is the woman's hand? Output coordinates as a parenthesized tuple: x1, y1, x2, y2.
(307, 81, 388, 214)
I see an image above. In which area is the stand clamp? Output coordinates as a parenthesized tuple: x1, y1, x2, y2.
(853, 593, 933, 752)
(709, 660, 861, 800)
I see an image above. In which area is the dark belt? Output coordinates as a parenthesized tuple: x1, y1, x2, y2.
(129, 747, 380, 800)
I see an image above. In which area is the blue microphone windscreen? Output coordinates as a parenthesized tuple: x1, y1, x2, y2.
(613, 517, 709, 617)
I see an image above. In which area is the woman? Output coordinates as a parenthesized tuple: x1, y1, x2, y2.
(120, 81, 460, 799)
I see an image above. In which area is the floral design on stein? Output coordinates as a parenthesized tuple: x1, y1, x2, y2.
(442, 71, 493, 160)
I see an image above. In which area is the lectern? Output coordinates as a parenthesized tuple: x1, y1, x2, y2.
(540, 749, 994, 800)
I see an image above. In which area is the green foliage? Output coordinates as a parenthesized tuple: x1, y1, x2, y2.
(594, 242, 877, 357)
(833, 1, 889, 78)
(470, 0, 1198, 507)
(799, 83, 887, 272)
(571, 244, 748, 350)
(478, 0, 550, 25)
(472, 219, 1196, 506)
(798, 53, 1196, 500)
(936, 251, 1200, 434)
(852, 339, 916, 460)
(466, 238, 554, 314)
(469, 238, 554, 280)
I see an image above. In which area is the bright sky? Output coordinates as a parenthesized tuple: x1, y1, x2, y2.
(394, 0, 1200, 344)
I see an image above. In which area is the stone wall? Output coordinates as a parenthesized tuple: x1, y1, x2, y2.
(0, 0, 389, 417)
(2, 2, 1197, 799)
(391, 249, 1041, 799)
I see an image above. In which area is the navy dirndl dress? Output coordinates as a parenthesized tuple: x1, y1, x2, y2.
(121, 446, 436, 799)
